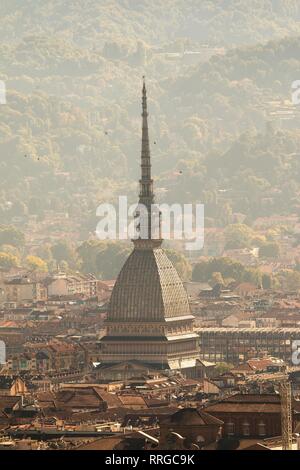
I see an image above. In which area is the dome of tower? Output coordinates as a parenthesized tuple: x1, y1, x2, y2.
(108, 246, 191, 322)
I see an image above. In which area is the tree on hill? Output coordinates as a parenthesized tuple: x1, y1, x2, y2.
(26, 255, 48, 272)
(192, 256, 262, 285)
(0, 252, 19, 269)
(224, 224, 254, 250)
(51, 241, 78, 269)
(259, 241, 280, 258)
(0, 225, 25, 247)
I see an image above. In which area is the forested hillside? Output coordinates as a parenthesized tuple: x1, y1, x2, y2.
(1, 0, 300, 233)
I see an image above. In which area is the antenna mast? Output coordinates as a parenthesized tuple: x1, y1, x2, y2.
(280, 367, 293, 450)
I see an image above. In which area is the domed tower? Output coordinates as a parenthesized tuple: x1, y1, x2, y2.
(99, 79, 199, 377)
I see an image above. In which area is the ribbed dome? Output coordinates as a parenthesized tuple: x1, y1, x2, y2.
(108, 247, 190, 322)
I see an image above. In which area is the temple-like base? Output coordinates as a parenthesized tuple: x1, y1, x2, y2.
(94, 355, 204, 382)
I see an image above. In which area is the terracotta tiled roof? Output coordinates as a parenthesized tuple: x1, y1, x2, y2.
(231, 363, 253, 373)
(75, 436, 124, 450)
(0, 395, 21, 411)
(205, 393, 282, 414)
(168, 408, 223, 426)
(223, 394, 280, 403)
(0, 321, 20, 328)
(205, 402, 281, 413)
(92, 389, 121, 408)
(247, 358, 278, 371)
(54, 388, 105, 409)
(48, 342, 77, 353)
(118, 395, 147, 406)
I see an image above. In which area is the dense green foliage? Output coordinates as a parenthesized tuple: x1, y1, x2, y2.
(1, 2, 300, 283)
(1, 1, 300, 232)
(192, 256, 262, 285)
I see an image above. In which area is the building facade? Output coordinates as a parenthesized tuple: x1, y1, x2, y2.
(204, 394, 298, 439)
(197, 327, 300, 363)
(4, 278, 47, 304)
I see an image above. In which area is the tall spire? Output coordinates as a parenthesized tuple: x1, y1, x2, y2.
(139, 77, 154, 210)
(134, 77, 162, 245)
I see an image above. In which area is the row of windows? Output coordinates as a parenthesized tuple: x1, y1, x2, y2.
(226, 421, 266, 437)
(200, 339, 291, 347)
(103, 344, 166, 354)
(103, 341, 197, 355)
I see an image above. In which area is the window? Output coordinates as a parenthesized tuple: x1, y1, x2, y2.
(242, 421, 250, 436)
(196, 435, 205, 449)
(226, 421, 235, 436)
(258, 421, 266, 437)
